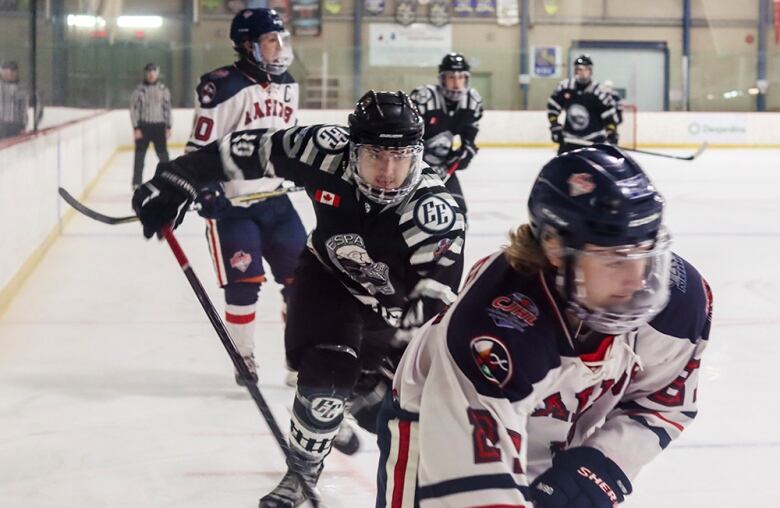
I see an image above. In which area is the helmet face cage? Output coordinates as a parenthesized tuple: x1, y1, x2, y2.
(573, 54, 593, 85)
(250, 30, 293, 75)
(438, 71, 471, 102)
(349, 142, 424, 206)
(559, 227, 673, 335)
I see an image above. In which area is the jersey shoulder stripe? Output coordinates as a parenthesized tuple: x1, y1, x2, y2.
(195, 65, 254, 109)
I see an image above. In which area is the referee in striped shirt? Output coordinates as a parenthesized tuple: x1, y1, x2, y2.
(130, 63, 171, 189)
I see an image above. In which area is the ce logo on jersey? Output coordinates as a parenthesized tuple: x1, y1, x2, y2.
(414, 195, 456, 235)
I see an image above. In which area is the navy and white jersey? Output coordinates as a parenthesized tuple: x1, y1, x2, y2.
(547, 79, 618, 142)
(186, 60, 299, 198)
(173, 125, 466, 329)
(409, 85, 483, 170)
(390, 250, 712, 506)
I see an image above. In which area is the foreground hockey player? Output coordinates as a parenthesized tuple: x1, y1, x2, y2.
(131, 90, 466, 507)
(376, 145, 713, 507)
(547, 55, 620, 154)
(410, 53, 483, 217)
(186, 8, 306, 387)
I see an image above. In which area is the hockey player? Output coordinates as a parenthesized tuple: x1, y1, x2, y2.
(602, 79, 625, 126)
(131, 90, 466, 507)
(185, 8, 306, 388)
(376, 145, 713, 507)
(547, 55, 620, 154)
(410, 53, 483, 217)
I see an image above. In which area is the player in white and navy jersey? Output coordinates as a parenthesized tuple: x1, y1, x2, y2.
(376, 145, 713, 507)
(132, 90, 466, 507)
(185, 8, 306, 387)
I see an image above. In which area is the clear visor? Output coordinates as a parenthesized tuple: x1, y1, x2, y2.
(251, 30, 293, 75)
(350, 143, 423, 205)
(565, 228, 673, 334)
(574, 65, 592, 84)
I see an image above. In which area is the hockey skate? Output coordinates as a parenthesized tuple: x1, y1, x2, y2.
(259, 451, 323, 508)
(235, 354, 259, 386)
(332, 419, 360, 456)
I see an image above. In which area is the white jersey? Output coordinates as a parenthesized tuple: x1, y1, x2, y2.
(186, 62, 299, 199)
(390, 250, 712, 507)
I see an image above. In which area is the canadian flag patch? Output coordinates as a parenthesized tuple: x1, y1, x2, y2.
(314, 189, 341, 207)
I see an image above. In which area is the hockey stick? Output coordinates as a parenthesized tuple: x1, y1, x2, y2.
(563, 137, 708, 161)
(441, 160, 460, 184)
(160, 225, 321, 507)
(58, 186, 305, 226)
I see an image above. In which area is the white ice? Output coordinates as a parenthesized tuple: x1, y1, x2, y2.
(1, 147, 779, 507)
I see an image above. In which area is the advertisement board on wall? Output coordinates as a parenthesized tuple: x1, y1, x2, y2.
(368, 23, 452, 67)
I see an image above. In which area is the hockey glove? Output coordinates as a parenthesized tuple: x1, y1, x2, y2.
(550, 123, 564, 144)
(195, 184, 232, 220)
(132, 164, 197, 239)
(606, 125, 619, 145)
(446, 143, 478, 171)
(530, 447, 632, 508)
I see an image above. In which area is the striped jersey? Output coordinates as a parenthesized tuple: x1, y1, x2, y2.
(176, 125, 466, 328)
(547, 79, 618, 142)
(129, 81, 171, 128)
(387, 251, 712, 506)
(185, 61, 298, 199)
(0, 80, 27, 126)
(409, 85, 483, 171)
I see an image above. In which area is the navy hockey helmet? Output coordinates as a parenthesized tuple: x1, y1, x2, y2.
(229, 8, 292, 75)
(438, 53, 471, 101)
(348, 90, 425, 205)
(573, 54, 594, 68)
(528, 145, 672, 334)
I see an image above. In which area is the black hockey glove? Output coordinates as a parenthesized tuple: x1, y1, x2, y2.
(195, 184, 232, 220)
(131, 164, 197, 239)
(550, 123, 564, 144)
(446, 143, 478, 171)
(606, 124, 619, 145)
(530, 447, 632, 508)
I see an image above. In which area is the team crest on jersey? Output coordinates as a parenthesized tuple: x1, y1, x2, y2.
(326, 234, 395, 295)
(310, 396, 346, 423)
(567, 173, 596, 197)
(230, 251, 252, 272)
(231, 132, 258, 158)
(470, 336, 513, 387)
(433, 238, 453, 260)
(413, 195, 456, 234)
(200, 82, 217, 105)
(314, 125, 350, 154)
(486, 293, 539, 332)
(424, 130, 455, 162)
(566, 104, 590, 131)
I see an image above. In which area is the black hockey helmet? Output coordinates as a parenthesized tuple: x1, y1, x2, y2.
(573, 54, 594, 68)
(1, 60, 18, 70)
(439, 53, 470, 73)
(348, 90, 425, 205)
(348, 90, 424, 147)
(528, 145, 672, 334)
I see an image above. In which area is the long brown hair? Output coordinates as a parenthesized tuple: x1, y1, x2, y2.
(503, 224, 553, 275)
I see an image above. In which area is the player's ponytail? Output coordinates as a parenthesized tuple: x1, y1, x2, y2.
(504, 224, 551, 275)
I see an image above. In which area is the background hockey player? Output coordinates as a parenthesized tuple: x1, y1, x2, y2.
(130, 63, 171, 190)
(547, 55, 620, 154)
(131, 90, 466, 507)
(375, 145, 713, 507)
(409, 53, 483, 218)
(185, 8, 306, 389)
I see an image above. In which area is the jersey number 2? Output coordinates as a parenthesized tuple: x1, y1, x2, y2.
(467, 408, 523, 473)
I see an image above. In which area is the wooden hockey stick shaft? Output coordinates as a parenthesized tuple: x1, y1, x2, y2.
(160, 226, 321, 507)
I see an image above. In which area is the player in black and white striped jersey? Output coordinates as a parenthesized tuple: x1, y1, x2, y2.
(131, 90, 466, 507)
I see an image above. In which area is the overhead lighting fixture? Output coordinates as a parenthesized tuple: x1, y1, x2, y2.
(66, 14, 106, 28)
(117, 16, 163, 28)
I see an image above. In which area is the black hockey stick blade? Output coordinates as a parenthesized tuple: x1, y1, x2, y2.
(562, 137, 708, 161)
(58, 187, 138, 225)
(160, 226, 322, 507)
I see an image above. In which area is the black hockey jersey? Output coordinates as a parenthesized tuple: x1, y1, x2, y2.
(547, 79, 618, 142)
(173, 125, 466, 328)
(391, 250, 712, 506)
(409, 85, 483, 171)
